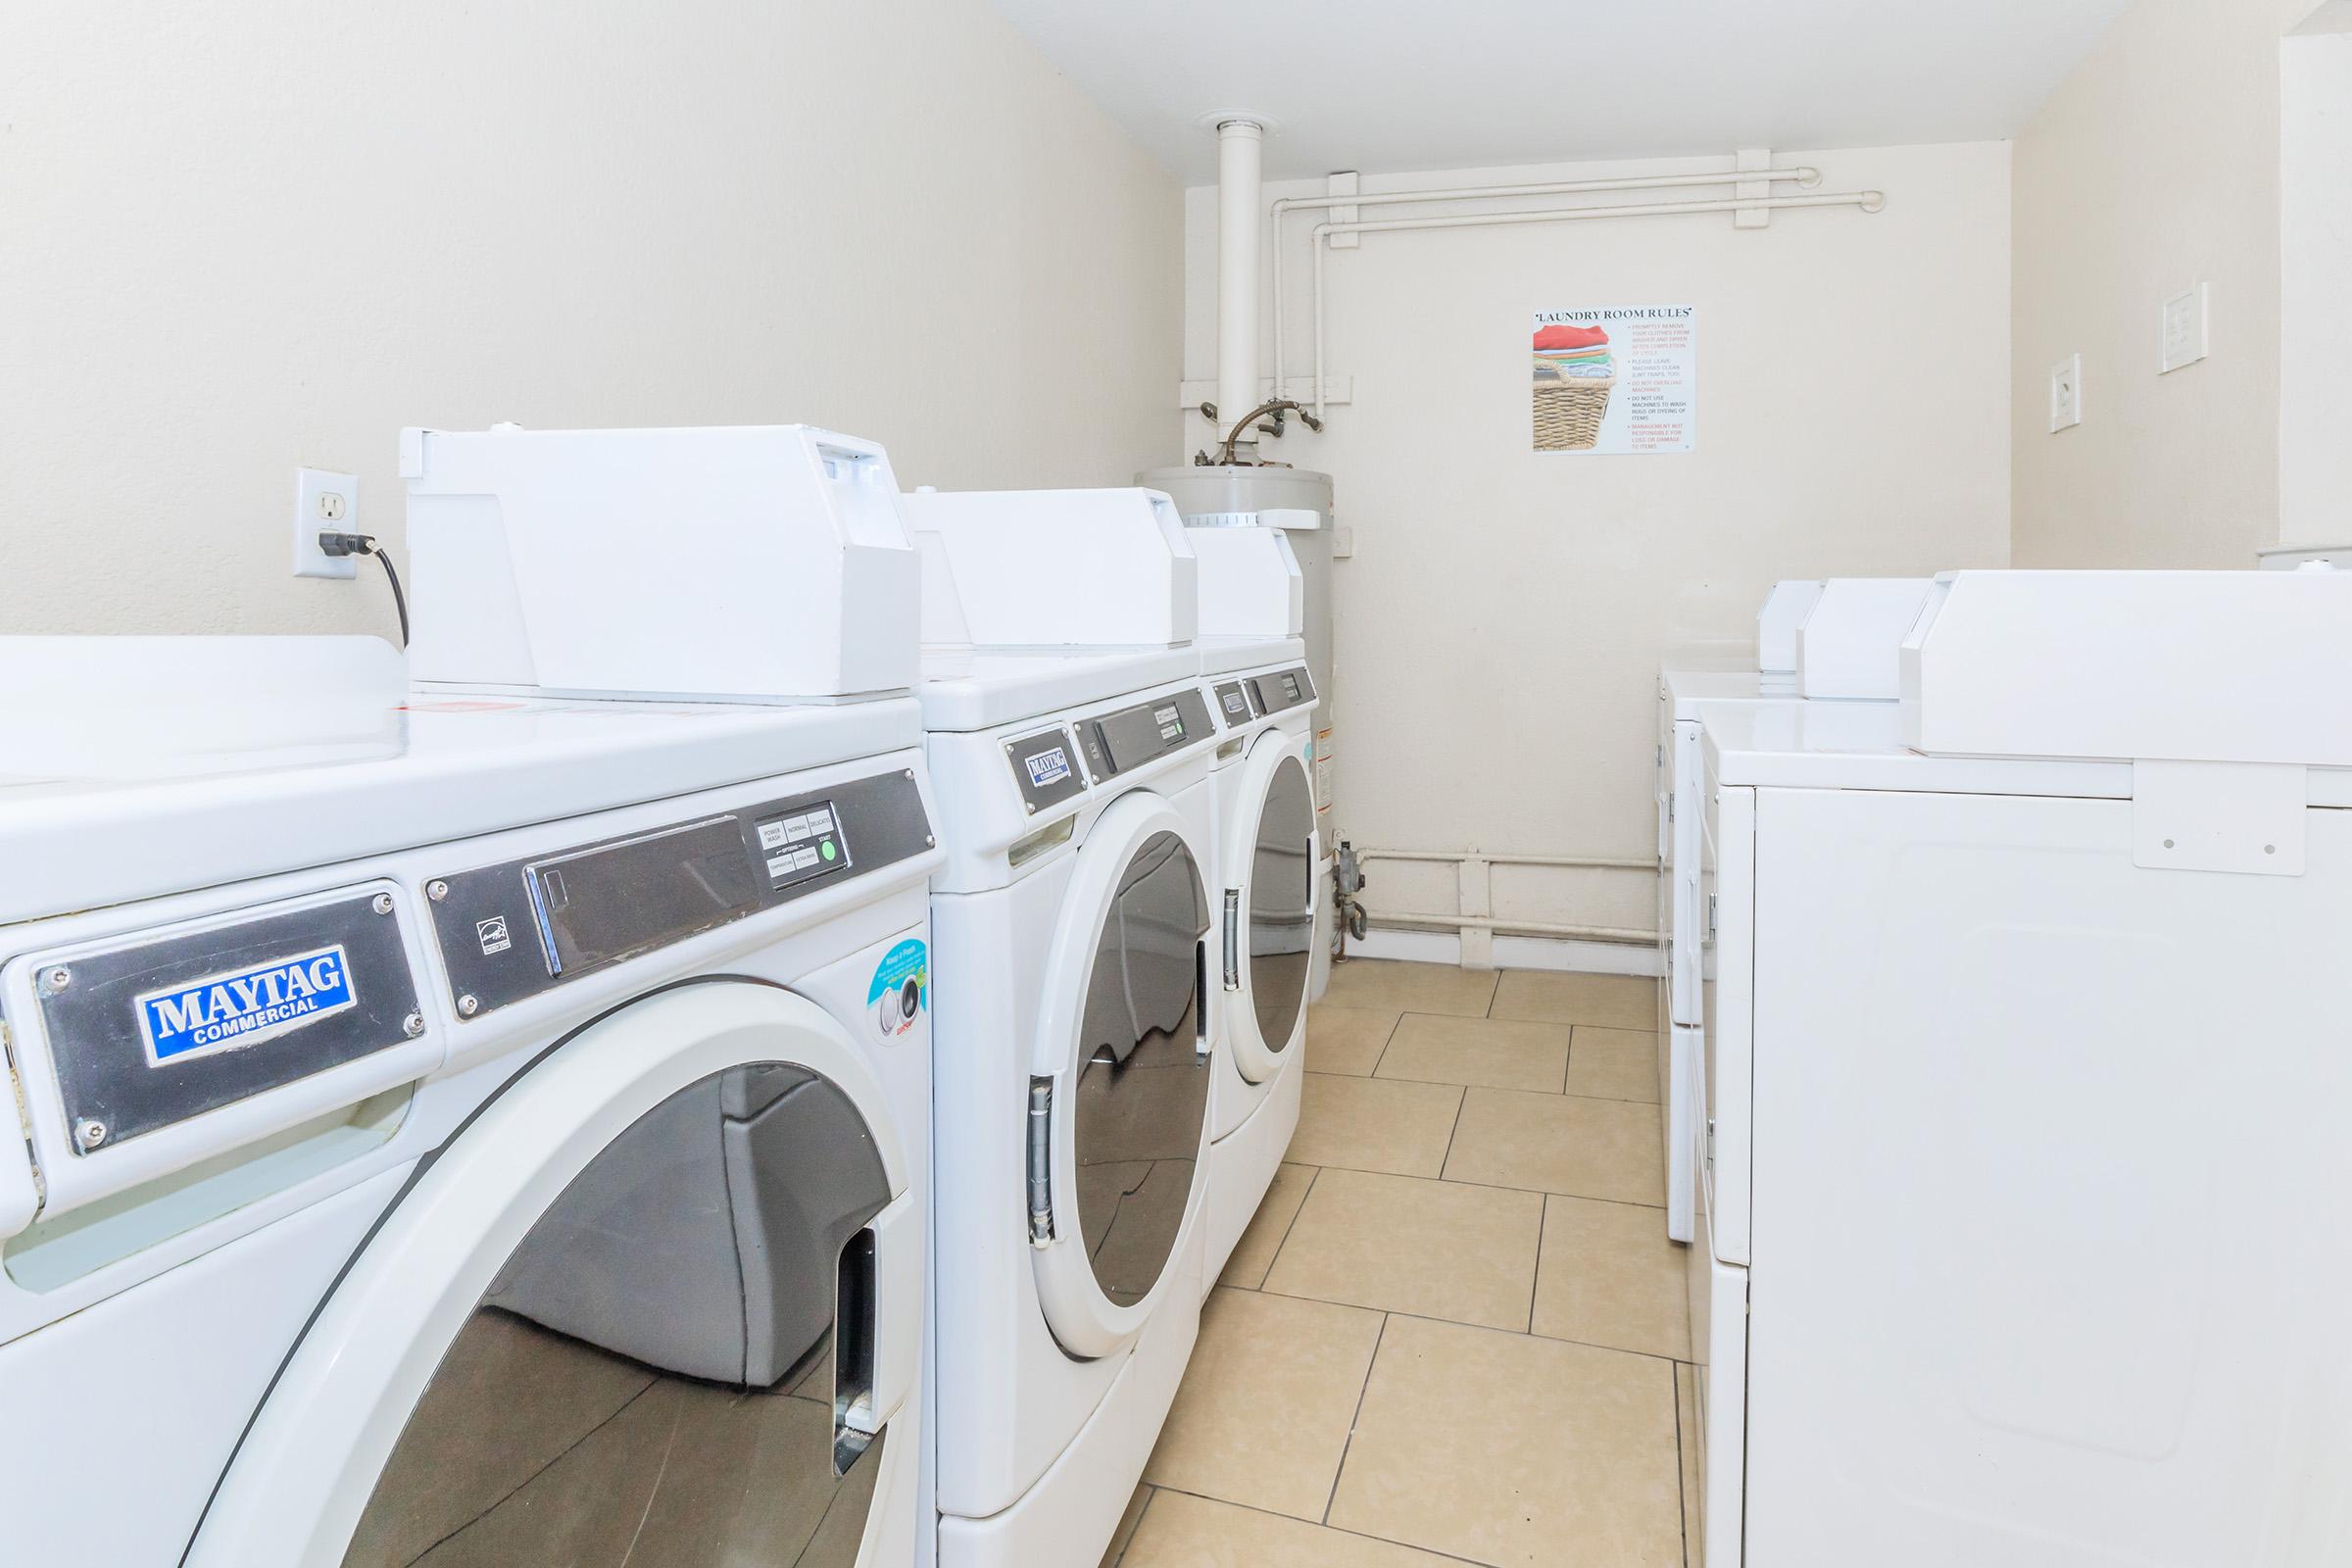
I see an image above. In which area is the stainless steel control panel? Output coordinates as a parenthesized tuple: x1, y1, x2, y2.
(426, 766, 932, 1017)
(1246, 665, 1316, 716)
(1210, 680, 1256, 729)
(1071, 688, 1215, 784)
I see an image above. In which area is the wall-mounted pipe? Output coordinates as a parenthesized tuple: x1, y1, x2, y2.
(1358, 849, 1654, 872)
(1215, 119, 1265, 433)
(1349, 847, 1659, 953)
(1305, 188, 1886, 417)
(1267, 164, 1826, 398)
(1368, 910, 1658, 946)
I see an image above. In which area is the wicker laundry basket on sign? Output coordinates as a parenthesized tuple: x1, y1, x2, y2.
(1533, 360, 1615, 451)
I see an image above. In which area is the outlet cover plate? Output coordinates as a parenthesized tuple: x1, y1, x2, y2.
(2048, 354, 2082, 432)
(2161, 282, 2209, 373)
(293, 468, 358, 579)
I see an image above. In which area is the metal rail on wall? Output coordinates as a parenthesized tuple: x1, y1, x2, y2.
(1348, 848, 1657, 967)
(1265, 157, 1887, 419)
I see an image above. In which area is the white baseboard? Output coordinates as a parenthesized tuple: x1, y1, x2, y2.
(1344, 927, 1661, 978)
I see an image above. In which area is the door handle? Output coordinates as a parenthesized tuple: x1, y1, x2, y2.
(831, 1227, 879, 1476)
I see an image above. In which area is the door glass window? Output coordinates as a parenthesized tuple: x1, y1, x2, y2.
(1072, 830, 1209, 1308)
(344, 1062, 893, 1568)
(1248, 759, 1315, 1050)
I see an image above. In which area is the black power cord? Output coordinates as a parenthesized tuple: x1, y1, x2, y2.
(318, 530, 409, 647)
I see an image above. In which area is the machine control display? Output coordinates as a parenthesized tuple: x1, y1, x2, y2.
(1211, 680, 1257, 728)
(1077, 688, 1216, 782)
(754, 799, 851, 890)
(428, 767, 934, 1018)
(1246, 665, 1317, 716)
(1006, 726, 1087, 815)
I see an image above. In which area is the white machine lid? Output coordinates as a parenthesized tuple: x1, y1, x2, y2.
(0, 638, 921, 925)
(1756, 580, 1826, 674)
(1794, 578, 1934, 700)
(1904, 570, 2352, 767)
(915, 647, 1198, 733)
(906, 487, 1199, 652)
(1702, 699, 2352, 807)
(1198, 634, 1304, 677)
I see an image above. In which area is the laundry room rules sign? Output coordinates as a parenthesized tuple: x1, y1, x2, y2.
(1531, 305, 1697, 454)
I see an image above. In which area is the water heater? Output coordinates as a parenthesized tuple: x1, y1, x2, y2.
(1139, 462, 1340, 993)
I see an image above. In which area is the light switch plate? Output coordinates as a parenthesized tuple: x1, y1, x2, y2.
(2161, 283, 2209, 373)
(2048, 354, 2082, 432)
(292, 468, 358, 579)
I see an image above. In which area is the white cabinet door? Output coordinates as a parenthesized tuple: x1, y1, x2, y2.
(1742, 785, 2352, 1567)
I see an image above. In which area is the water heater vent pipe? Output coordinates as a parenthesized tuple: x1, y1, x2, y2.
(1215, 118, 1264, 434)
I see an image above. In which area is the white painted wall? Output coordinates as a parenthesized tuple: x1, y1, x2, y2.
(1178, 143, 2013, 941)
(2280, 23, 2352, 545)
(0, 0, 1180, 639)
(2010, 0, 2327, 566)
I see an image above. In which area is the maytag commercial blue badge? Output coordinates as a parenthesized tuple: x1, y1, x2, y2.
(135, 945, 358, 1065)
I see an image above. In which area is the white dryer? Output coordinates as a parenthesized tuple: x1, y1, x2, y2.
(906, 488, 1218, 1568)
(1186, 522, 1319, 1288)
(1684, 569, 2352, 1566)
(0, 636, 943, 1568)
(1652, 577, 1929, 1244)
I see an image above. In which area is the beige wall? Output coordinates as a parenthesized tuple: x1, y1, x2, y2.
(2010, 0, 2326, 565)
(2279, 20, 2352, 544)
(0, 0, 1180, 640)
(1181, 143, 2013, 942)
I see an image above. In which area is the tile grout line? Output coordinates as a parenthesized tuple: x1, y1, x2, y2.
(1364, 1007, 1407, 1078)
(1272, 1140, 1671, 1211)
(1673, 1364, 1692, 1568)
(1105, 1484, 1157, 1568)
(1254, 1290, 1693, 1369)
(1250, 1164, 1323, 1290)
(1525, 1192, 1548, 1335)
(1436, 1081, 1470, 1179)
(1150, 1485, 1502, 1568)
(1321, 1310, 1390, 1529)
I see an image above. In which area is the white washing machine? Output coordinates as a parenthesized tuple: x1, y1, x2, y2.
(1652, 577, 1928, 1244)
(1685, 569, 2352, 1566)
(1186, 523, 1318, 1289)
(0, 634, 943, 1568)
(905, 488, 1218, 1568)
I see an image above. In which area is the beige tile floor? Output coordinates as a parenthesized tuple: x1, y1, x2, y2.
(1107, 958, 1694, 1568)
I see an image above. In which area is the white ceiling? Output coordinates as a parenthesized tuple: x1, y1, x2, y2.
(985, 0, 2133, 182)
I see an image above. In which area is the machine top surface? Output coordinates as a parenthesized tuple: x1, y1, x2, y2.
(915, 647, 1200, 734)
(0, 637, 921, 926)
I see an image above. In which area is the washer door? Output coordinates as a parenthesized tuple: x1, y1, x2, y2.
(1030, 791, 1211, 1360)
(1224, 741, 1318, 1084)
(184, 981, 919, 1568)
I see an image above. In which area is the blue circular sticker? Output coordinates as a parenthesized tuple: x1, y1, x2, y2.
(868, 938, 927, 1040)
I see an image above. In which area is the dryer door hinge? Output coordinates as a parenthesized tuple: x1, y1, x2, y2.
(1025, 1076, 1055, 1248)
(1221, 889, 1242, 991)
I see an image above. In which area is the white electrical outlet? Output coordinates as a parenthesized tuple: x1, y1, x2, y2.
(2161, 283, 2209, 373)
(2048, 354, 2082, 432)
(293, 467, 359, 579)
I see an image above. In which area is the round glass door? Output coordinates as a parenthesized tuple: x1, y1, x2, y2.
(1245, 754, 1316, 1055)
(1072, 829, 1210, 1309)
(342, 1063, 894, 1568)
